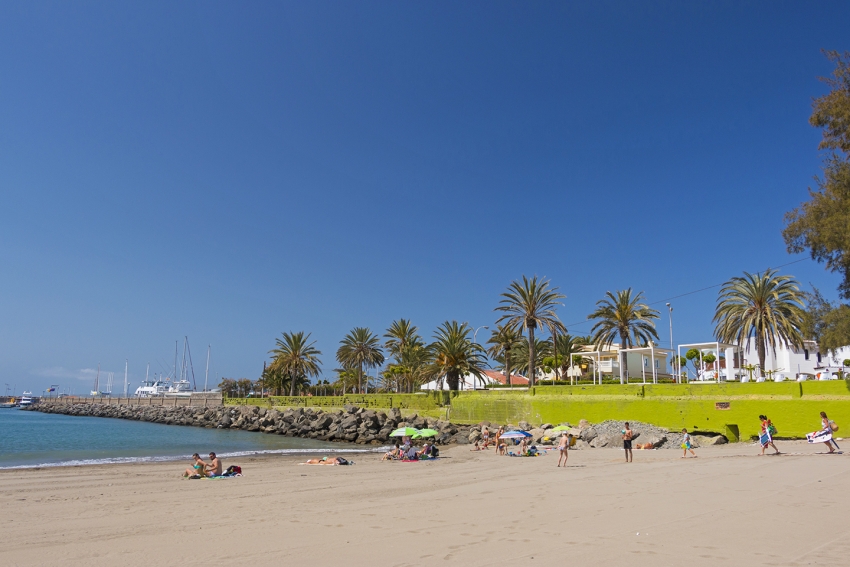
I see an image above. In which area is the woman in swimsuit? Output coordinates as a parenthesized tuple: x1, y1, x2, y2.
(183, 453, 207, 478)
(821, 411, 839, 453)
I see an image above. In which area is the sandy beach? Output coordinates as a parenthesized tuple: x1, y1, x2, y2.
(1, 441, 848, 567)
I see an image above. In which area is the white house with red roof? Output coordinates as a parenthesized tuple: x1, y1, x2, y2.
(419, 369, 528, 390)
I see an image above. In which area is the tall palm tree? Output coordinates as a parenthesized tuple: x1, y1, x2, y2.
(269, 332, 323, 396)
(588, 289, 659, 384)
(713, 269, 805, 374)
(486, 324, 522, 386)
(428, 321, 487, 390)
(495, 275, 565, 386)
(336, 327, 385, 393)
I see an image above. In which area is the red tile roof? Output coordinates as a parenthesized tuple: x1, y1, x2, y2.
(483, 369, 529, 385)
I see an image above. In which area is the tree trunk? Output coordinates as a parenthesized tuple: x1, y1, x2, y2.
(289, 373, 296, 397)
(505, 346, 512, 387)
(358, 362, 363, 394)
(552, 328, 558, 382)
(447, 370, 459, 391)
(620, 331, 629, 384)
(757, 336, 766, 378)
(528, 324, 536, 387)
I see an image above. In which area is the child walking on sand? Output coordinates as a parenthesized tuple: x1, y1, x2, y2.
(681, 429, 697, 458)
(557, 433, 570, 467)
(622, 422, 633, 463)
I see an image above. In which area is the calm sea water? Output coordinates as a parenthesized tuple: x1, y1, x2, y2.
(0, 409, 378, 469)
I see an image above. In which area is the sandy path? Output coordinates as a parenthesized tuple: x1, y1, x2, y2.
(1, 440, 848, 566)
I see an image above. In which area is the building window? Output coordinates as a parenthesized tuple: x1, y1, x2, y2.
(817, 352, 822, 363)
(655, 359, 659, 368)
(804, 349, 809, 360)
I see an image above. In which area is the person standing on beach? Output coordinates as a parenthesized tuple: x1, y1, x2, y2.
(758, 415, 780, 455)
(622, 422, 633, 463)
(481, 425, 490, 448)
(681, 429, 697, 458)
(557, 432, 570, 467)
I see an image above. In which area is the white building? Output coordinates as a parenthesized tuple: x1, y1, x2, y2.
(679, 339, 850, 382)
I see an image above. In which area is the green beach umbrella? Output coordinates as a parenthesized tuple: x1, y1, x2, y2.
(413, 428, 439, 439)
(551, 425, 571, 432)
(389, 427, 419, 437)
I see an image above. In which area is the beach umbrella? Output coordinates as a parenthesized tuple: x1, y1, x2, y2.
(499, 430, 532, 439)
(413, 428, 439, 438)
(390, 427, 419, 437)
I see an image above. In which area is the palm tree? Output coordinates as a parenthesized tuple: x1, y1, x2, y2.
(428, 321, 487, 390)
(511, 336, 553, 379)
(713, 269, 805, 374)
(336, 327, 385, 393)
(545, 334, 587, 384)
(384, 319, 420, 360)
(269, 332, 323, 396)
(495, 275, 565, 386)
(486, 324, 522, 386)
(588, 289, 659, 384)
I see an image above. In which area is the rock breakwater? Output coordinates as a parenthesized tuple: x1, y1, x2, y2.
(29, 402, 726, 448)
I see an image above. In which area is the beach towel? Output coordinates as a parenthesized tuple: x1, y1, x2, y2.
(759, 431, 772, 448)
(807, 428, 833, 444)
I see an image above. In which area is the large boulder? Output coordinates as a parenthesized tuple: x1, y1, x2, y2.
(518, 421, 531, 431)
(692, 434, 727, 447)
(580, 427, 598, 442)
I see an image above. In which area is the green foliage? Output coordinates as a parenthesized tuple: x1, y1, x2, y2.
(383, 320, 432, 393)
(702, 353, 717, 364)
(269, 332, 323, 396)
(713, 270, 805, 373)
(495, 275, 565, 386)
(336, 327, 384, 394)
(485, 324, 523, 385)
(801, 287, 850, 355)
(784, 51, 850, 299)
(588, 289, 659, 382)
(428, 320, 487, 390)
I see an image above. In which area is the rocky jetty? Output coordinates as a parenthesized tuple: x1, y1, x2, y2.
(30, 402, 470, 445)
(29, 402, 727, 448)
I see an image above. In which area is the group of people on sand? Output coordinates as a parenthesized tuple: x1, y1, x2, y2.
(183, 452, 222, 478)
(382, 437, 439, 461)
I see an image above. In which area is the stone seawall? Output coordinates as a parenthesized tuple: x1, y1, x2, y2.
(29, 401, 474, 445)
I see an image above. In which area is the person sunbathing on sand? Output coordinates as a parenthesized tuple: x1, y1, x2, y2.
(183, 453, 207, 478)
(382, 443, 401, 461)
(205, 452, 223, 476)
(302, 457, 352, 465)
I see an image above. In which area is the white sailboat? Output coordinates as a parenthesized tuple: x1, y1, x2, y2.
(90, 364, 100, 397)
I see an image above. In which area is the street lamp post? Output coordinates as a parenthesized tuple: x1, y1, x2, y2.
(471, 325, 489, 389)
(666, 303, 675, 382)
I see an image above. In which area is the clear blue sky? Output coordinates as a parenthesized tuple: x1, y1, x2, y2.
(1, 2, 848, 393)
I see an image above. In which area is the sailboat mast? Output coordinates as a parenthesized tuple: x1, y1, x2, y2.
(204, 345, 210, 392)
(94, 363, 100, 396)
(123, 360, 128, 398)
(181, 337, 187, 382)
(173, 341, 178, 381)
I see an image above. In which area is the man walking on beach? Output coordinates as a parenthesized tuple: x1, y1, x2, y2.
(557, 433, 570, 467)
(206, 452, 222, 476)
(623, 423, 633, 463)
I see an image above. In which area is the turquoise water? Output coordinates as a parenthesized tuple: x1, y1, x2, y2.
(0, 409, 377, 469)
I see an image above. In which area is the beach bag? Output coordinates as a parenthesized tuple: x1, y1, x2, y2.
(830, 420, 839, 432)
(431, 446, 439, 458)
(768, 424, 778, 436)
(225, 465, 242, 476)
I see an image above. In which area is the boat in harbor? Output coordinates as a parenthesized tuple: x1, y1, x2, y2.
(19, 392, 34, 407)
(0, 398, 17, 408)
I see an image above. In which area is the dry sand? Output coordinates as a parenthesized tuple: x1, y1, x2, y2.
(1, 440, 848, 567)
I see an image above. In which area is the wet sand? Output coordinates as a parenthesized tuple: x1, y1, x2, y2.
(1, 440, 848, 566)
